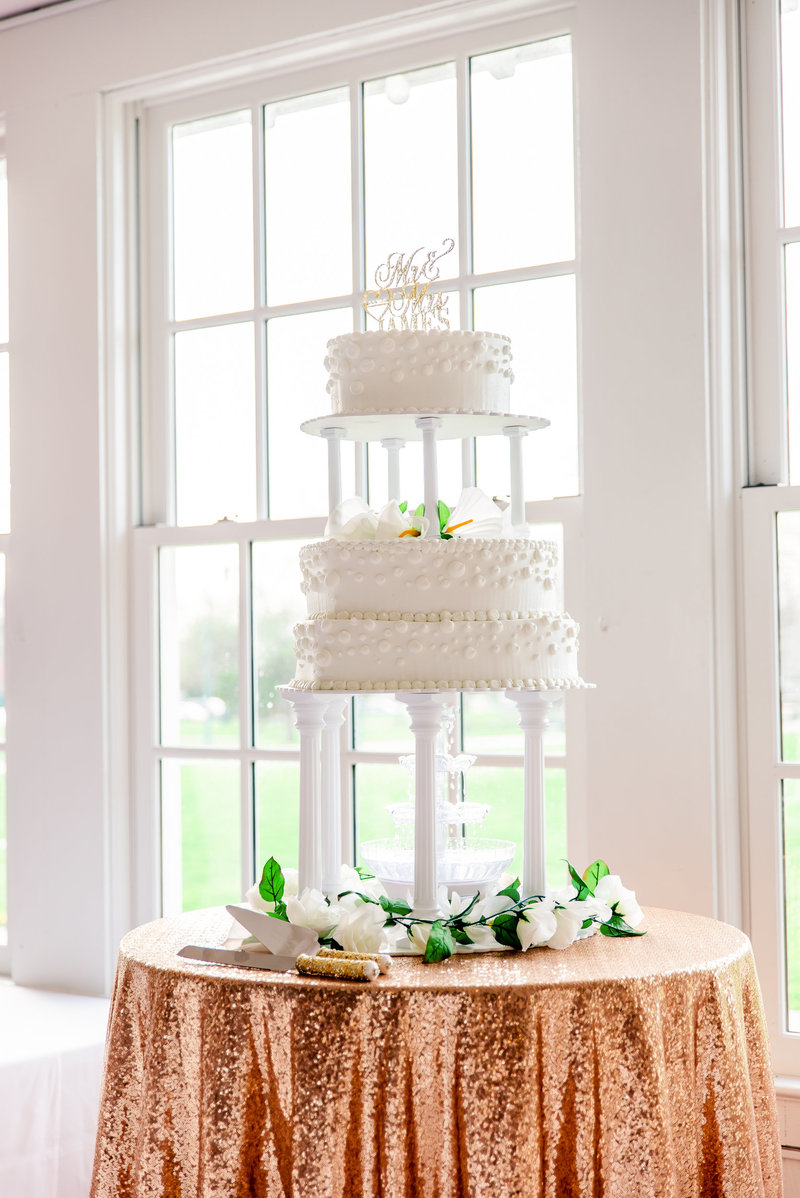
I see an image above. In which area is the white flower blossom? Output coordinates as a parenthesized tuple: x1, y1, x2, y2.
(594, 875, 644, 927)
(465, 922, 501, 950)
(334, 902, 388, 954)
(339, 865, 387, 903)
(408, 922, 432, 954)
(285, 888, 340, 937)
(517, 900, 557, 950)
(546, 903, 584, 950)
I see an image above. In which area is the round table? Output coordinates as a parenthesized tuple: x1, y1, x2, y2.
(90, 907, 782, 1198)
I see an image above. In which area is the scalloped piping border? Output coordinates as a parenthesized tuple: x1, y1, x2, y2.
(286, 676, 593, 693)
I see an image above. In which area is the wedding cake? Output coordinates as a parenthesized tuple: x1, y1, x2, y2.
(288, 318, 588, 694)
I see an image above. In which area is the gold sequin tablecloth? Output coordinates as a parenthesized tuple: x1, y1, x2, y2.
(90, 907, 782, 1198)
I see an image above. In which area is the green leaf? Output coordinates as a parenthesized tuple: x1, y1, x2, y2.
(441, 532, 453, 540)
(398, 501, 408, 514)
(437, 500, 451, 531)
(567, 861, 591, 900)
(379, 894, 413, 917)
(423, 920, 456, 963)
(267, 900, 288, 923)
(355, 865, 376, 881)
(497, 877, 521, 903)
(582, 859, 610, 894)
(413, 502, 425, 524)
(600, 919, 646, 938)
(491, 911, 522, 951)
(259, 857, 285, 906)
(450, 924, 474, 946)
(581, 918, 595, 930)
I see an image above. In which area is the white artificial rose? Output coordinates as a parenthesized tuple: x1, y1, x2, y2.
(546, 904, 584, 950)
(408, 922, 432, 954)
(475, 892, 516, 921)
(244, 881, 274, 914)
(339, 864, 387, 903)
(465, 922, 500, 950)
(517, 900, 558, 950)
(335, 902, 387, 954)
(594, 875, 644, 927)
(285, 888, 340, 937)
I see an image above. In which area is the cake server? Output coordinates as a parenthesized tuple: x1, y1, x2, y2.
(225, 903, 320, 958)
(177, 945, 298, 971)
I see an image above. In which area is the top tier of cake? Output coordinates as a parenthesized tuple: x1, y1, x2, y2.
(324, 329, 513, 417)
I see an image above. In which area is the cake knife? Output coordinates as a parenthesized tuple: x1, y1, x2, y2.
(177, 945, 298, 971)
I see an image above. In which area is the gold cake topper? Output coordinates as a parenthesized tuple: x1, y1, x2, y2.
(363, 237, 454, 331)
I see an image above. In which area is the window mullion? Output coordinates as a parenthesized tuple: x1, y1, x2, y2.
(239, 541, 255, 892)
(253, 104, 269, 520)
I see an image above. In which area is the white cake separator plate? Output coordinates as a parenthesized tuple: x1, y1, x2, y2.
(300, 410, 549, 442)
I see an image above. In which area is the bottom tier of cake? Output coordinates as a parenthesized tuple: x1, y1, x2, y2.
(289, 613, 589, 692)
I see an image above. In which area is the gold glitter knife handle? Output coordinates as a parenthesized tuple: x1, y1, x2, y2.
(296, 954, 379, 982)
(316, 946, 392, 974)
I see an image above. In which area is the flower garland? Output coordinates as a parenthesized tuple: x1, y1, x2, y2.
(243, 856, 644, 964)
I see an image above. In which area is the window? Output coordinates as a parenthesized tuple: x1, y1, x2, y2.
(137, 21, 581, 915)
(0, 147, 8, 958)
(743, 0, 800, 1073)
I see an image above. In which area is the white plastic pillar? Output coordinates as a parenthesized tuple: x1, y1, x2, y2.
(461, 438, 476, 489)
(398, 691, 449, 921)
(381, 437, 405, 502)
(321, 426, 344, 515)
(504, 424, 528, 531)
(416, 416, 442, 539)
(280, 690, 328, 893)
(354, 442, 368, 500)
(320, 695, 348, 897)
(505, 689, 555, 896)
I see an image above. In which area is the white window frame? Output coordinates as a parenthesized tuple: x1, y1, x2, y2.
(741, 0, 800, 1082)
(129, 9, 588, 926)
(0, 130, 8, 975)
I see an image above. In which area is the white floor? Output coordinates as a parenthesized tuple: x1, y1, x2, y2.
(0, 979, 110, 1198)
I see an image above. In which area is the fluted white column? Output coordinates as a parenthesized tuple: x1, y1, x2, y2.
(281, 690, 328, 893)
(461, 438, 475, 489)
(505, 689, 555, 896)
(321, 426, 344, 515)
(321, 695, 348, 897)
(504, 424, 528, 531)
(381, 437, 405, 502)
(398, 691, 449, 921)
(416, 416, 442, 539)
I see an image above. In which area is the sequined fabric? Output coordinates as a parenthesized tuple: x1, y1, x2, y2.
(90, 907, 782, 1198)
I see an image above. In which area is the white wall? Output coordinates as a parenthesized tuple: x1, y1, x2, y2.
(0, 0, 733, 994)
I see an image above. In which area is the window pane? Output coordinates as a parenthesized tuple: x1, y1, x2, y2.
(778, 511, 800, 759)
(474, 277, 578, 500)
(174, 322, 256, 525)
(0, 751, 5, 945)
(0, 353, 8, 533)
(364, 63, 459, 279)
(784, 779, 800, 1031)
(159, 544, 240, 748)
(466, 765, 567, 890)
(788, 244, 800, 483)
(172, 111, 254, 320)
(471, 37, 574, 273)
(256, 761, 300, 875)
(267, 307, 353, 519)
(356, 761, 412, 857)
(782, 1, 800, 228)
(265, 89, 352, 305)
(0, 158, 7, 343)
(354, 694, 413, 751)
(463, 694, 564, 757)
(252, 540, 306, 748)
(161, 759, 241, 913)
